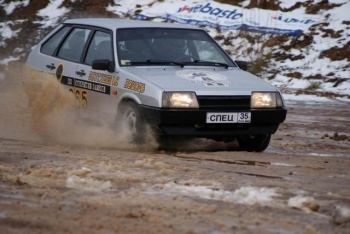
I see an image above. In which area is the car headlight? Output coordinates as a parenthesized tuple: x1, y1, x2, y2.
(251, 92, 284, 108)
(162, 92, 199, 108)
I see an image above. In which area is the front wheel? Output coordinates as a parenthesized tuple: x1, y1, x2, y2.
(237, 134, 271, 152)
(116, 101, 145, 144)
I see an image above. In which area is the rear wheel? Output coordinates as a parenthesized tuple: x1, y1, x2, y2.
(237, 134, 271, 152)
(117, 101, 145, 144)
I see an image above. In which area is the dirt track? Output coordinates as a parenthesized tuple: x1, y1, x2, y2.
(0, 73, 350, 233)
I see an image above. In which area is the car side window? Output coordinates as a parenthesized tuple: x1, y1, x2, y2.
(41, 26, 70, 56)
(85, 31, 113, 65)
(57, 28, 91, 63)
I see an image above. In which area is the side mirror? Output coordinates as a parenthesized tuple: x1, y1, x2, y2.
(92, 59, 115, 73)
(235, 60, 248, 71)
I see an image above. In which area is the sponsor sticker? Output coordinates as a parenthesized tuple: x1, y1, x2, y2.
(60, 76, 111, 95)
(88, 71, 119, 86)
(176, 70, 228, 87)
(124, 79, 145, 93)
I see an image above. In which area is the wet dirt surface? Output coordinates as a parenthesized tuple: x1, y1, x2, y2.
(0, 75, 350, 233)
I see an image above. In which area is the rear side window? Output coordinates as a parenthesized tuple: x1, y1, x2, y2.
(84, 31, 113, 65)
(41, 26, 70, 56)
(58, 28, 91, 63)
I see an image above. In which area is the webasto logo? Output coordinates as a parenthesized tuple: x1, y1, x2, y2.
(178, 3, 243, 20)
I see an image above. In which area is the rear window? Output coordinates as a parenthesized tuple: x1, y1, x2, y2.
(41, 26, 70, 56)
(57, 28, 92, 63)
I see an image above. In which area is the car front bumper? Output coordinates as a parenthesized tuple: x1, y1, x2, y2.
(140, 105, 287, 138)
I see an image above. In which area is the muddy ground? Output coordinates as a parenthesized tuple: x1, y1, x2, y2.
(0, 72, 350, 234)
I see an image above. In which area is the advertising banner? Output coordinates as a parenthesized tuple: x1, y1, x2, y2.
(134, 1, 320, 36)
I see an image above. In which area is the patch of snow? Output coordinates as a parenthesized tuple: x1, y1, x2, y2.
(0, 21, 21, 47)
(322, 78, 350, 97)
(272, 2, 350, 97)
(107, 0, 154, 16)
(288, 195, 319, 212)
(68, 167, 92, 177)
(240, 0, 250, 8)
(156, 183, 279, 205)
(13, 47, 24, 53)
(336, 97, 350, 103)
(35, 0, 70, 28)
(278, 0, 299, 9)
(0, 56, 20, 65)
(2, 0, 29, 15)
(282, 93, 332, 102)
(336, 205, 350, 220)
(308, 152, 343, 157)
(233, 186, 279, 205)
(66, 175, 112, 192)
(271, 162, 295, 167)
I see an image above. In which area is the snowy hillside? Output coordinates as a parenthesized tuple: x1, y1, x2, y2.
(0, 0, 349, 100)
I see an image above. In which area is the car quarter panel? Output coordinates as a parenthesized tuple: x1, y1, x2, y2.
(117, 69, 164, 107)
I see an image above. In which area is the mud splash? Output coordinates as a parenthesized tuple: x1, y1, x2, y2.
(0, 63, 156, 149)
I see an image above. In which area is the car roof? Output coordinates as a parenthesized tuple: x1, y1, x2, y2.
(64, 18, 200, 30)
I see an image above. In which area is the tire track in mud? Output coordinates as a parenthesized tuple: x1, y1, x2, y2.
(169, 154, 271, 166)
(167, 153, 325, 180)
(167, 154, 284, 179)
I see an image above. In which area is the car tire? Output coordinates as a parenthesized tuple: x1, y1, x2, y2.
(117, 101, 145, 144)
(237, 134, 271, 152)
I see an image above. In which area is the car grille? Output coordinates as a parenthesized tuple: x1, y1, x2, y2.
(197, 96, 251, 110)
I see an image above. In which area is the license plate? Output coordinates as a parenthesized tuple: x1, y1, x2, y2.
(206, 112, 251, 123)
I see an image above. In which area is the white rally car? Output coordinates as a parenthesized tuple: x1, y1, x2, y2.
(26, 18, 287, 151)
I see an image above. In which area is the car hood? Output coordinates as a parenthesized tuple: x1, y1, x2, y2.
(121, 67, 277, 96)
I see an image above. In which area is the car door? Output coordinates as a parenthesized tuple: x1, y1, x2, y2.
(77, 29, 118, 119)
(27, 25, 71, 76)
(55, 27, 94, 112)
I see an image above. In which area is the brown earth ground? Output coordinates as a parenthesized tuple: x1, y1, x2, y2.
(0, 70, 349, 234)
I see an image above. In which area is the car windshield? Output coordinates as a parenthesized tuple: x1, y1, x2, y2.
(116, 28, 235, 67)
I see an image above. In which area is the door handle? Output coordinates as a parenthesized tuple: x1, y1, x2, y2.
(75, 70, 86, 77)
(46, 63, 56, 70)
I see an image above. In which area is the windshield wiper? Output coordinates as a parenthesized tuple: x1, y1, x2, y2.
(187, 60, 229, 69)
(130, 59, 184, 67)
